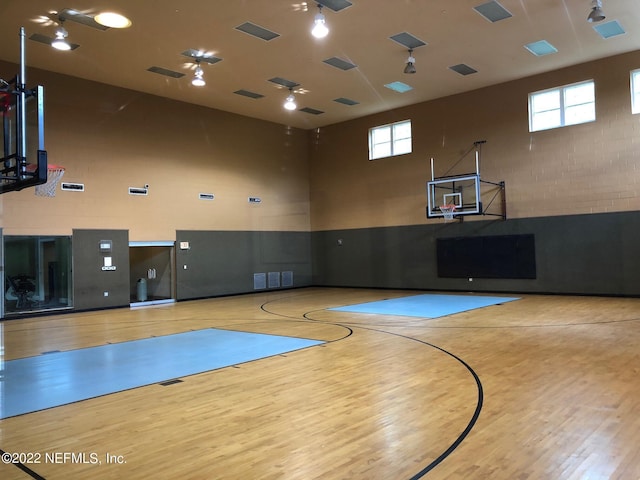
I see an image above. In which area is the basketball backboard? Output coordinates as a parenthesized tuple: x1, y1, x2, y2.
(426, 140, 505, 220)
(1, 28, 48, 194)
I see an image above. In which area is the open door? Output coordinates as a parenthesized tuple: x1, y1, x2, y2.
(129, 241, 175, 307)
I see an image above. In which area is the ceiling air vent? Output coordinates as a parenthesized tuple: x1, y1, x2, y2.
(300, 107, 324, 115)
(323, 57, 357, 71)
(234, 89, 265, 99)
(473, 1, 512, 23)
(317, 0, 353, 12)
(235, 22, 280, 41)
(389, 32, 427, 49)
(334, 97, 359, 106)
(199, 193, 215, 201)
(449, 64, 478, 76)
(147, 66, 185, 79)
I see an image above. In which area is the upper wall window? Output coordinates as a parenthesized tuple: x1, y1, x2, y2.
(368, 120, 412, 160)
(631, 69, 640, 114)
(528, 80, 595, 132)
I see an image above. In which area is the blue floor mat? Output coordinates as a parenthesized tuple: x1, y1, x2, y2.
(1, 328, 324, 419)
(329, 293, 520, 318)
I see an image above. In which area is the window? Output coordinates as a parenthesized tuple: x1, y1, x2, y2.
(3, 236, 73, 315)
(368, 120, 412, 160)
(528, 80, 595, 132)
(631, 69, 640, 114)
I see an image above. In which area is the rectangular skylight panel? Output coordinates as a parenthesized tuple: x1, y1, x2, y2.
(384, 81, 413, 93)
(323, 57, 357, 70)
(474, 1, 513, 22)
(389, 32, 427, 49)
(235, 22, 280, 41)
(593, 20, 626, 39)
(524, 40, 558, 56)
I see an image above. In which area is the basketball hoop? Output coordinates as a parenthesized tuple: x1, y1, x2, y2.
(439, 204, 457, 222)
(26, 164, 65, 197)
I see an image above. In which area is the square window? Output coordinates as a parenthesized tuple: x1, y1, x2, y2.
(368, 120, 412, 160)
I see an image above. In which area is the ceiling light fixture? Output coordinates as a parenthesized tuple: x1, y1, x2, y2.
(284, 88, 297, 110)
(587, 0, 605, 23)
(192, 59, 206, 87)
(404, 49, 416, 74)
(94, 12, 132, 29)
(51, 19, 71, 51)
(311, 4, 329, 39)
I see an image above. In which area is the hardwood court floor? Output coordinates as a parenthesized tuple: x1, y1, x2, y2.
(1, 287, 639, 480)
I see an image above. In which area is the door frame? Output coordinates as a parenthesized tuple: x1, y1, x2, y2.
(128, 241, 176, 307)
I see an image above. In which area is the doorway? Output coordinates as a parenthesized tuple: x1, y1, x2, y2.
(129, 242, 175, 307)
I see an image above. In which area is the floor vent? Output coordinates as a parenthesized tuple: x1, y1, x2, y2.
(254, 273, 267, 290)
(268, 272, 281, 288)
(282, 271, 293, 287)
(199, 193, 215, 200)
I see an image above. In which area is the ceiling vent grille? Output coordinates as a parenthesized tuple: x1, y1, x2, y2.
(389, 32, 427, 49)
(235, 22, 280, 41)
(268, 77, 299, 89)
(147, 66, 184, 78)
(323, 57, 357, 70)
(317, 0, 353, 12)
(300, 107, 324, 115)
(334, 97, 359, 106)
(473, 1, 513, 23)
(449, 64, 478, 76)
(234, 89, 265, 99)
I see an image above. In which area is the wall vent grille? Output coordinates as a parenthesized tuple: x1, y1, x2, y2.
(129, 187, 148, 196)
(61, 182, 85, 192)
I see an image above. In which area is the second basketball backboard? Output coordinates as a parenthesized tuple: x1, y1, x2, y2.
(426, 175, 481, 218)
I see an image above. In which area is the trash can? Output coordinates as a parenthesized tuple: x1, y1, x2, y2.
(136, 278, 147, 302)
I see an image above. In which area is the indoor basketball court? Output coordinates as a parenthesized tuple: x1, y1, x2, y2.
(2, 1, 640, 479)
(1, 288, 639, 479)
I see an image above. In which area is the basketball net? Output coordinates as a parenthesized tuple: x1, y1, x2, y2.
(439, 204, 457, 222)
(35, 165, 65, 197)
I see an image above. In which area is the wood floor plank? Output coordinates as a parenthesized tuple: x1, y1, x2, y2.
(1, 288, 639, 479)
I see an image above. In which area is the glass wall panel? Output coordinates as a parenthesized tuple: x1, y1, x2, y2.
(4, 236, 73, 315)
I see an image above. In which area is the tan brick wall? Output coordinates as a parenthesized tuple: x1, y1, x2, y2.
(0, 63, 311, 239)
(310, 50, 640, 231)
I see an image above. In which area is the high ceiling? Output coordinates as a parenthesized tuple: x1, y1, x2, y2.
(1, 0, 639, 130)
